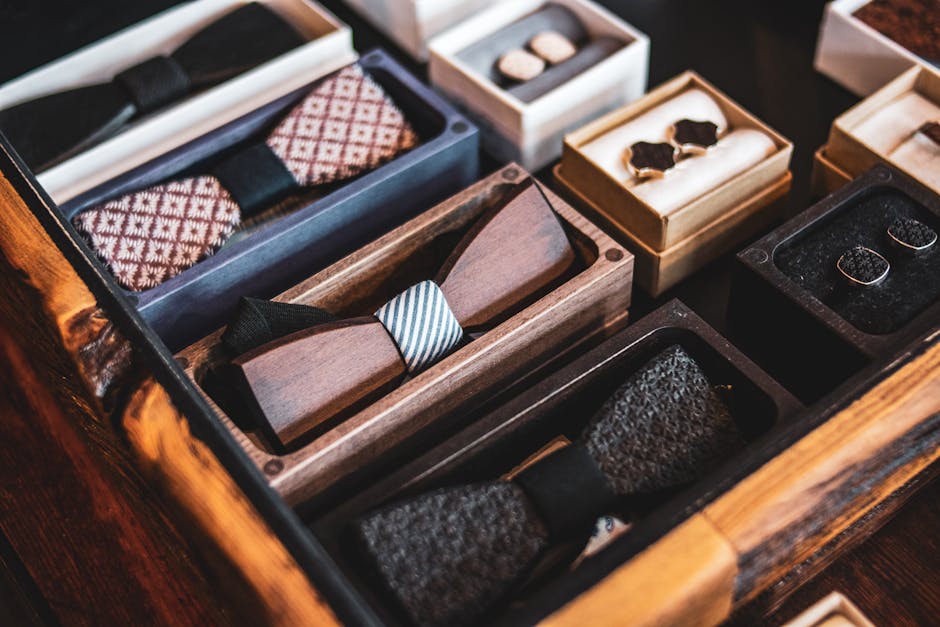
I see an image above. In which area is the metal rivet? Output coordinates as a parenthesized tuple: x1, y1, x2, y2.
(451, 121, 468, 134)
(503, 167, 520, 181)
(743, 248, 769, 264)
(263, 460, 284, 475)
(605, 249, 624, 262)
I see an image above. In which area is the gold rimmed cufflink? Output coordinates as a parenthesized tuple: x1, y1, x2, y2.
(622, 141, 679, 179)
(529, 31, 577, 65)
(667, 119, 724, 156)
(887, 216, 938, 253)
(836, 245, 890, 287)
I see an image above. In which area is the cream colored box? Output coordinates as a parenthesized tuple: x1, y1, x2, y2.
(825, 65, 940, 192)
(428, 0, 649, 171)
(814, 0, 930, 96)
(342, 0, 498, 61)
(0, 0, 356, 204)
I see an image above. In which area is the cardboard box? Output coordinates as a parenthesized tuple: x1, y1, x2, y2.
(341, 0, 498, 61)
(0, 0, 356, 203)
(428, 0, 649, 171)
(814, 0, 931, 96)
(555, 70, 792, 295)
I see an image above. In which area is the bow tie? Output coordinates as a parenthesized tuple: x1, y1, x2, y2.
(0, 3, 305, 172)
(211, 179, 576, 447)
(351, 345, 745, 627)
(71, 64, 418, 292)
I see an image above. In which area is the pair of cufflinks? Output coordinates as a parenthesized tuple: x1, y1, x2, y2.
(836, 217, 938, 287)
(497, 31, 577, 82)
(623, 119, 724, 180)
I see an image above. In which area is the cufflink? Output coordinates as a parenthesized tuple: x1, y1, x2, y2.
(623, 141, 679, 179)
(668, 119, 723, 156)
(918, 121, 940, 148)
(498, 49, 546, 82)
(529, 31, 577, 65)
(836, 246, 890, 287)
(887, 217, 938, 252)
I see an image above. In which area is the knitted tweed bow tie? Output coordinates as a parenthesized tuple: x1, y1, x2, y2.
(212, 179, 576, 447)
(352, 345, 745, 627)
(71, 64, 417, 292)
(0, 3, 305, 172)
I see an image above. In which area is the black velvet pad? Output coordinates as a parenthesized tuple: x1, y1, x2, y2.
(774, 187, 940, 335)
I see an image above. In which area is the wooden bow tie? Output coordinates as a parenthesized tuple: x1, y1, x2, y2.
(0, 3, 304, 171)
(217, 179, 576, 447)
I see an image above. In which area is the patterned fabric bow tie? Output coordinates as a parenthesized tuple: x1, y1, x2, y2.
(0, 3, 305, 171)
(211, 179, 576, 447)
(352, 345, 745, 627)
(72, 64, 418, 291)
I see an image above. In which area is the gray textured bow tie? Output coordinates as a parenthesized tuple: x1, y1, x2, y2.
(353, 345, 745, 627)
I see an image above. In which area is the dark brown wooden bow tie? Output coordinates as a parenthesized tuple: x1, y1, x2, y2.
(210, 179, 576, 447)
(72, 65, 418, 292)
(0, 3, 305, 172)
(352, 345, 745, 627)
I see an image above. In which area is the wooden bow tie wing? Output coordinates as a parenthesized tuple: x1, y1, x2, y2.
(227, 179, 576, 447)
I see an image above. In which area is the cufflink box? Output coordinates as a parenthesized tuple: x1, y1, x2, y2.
(176, 163, 634, 506)
(428, 0, 649, 171)
(0, 0, 356, 205)
(554, 70, 793, 296)
(814, 0, 934, 96)
(310, 299, 802, 625)
(58, 49, 480, 351)
(813, 66, 940, 199)
(811, 146, 853, 197)
(341, 0, 498, 61)
(730, 164, 940, 403)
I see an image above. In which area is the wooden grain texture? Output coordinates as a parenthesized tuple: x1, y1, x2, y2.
(122, 379, 340, 627)
(179, 164, 634, 506)
(542, 515, 738, 627)
(703, 337, 940, 604)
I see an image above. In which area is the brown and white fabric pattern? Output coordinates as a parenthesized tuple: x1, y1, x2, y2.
(73, 65, 418, 292)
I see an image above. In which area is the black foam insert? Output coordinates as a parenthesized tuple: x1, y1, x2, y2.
(774, 186, 940, 335)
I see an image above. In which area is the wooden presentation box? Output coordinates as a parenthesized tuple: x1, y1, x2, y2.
(177, 163, 634, 507)
(0, 0, 356, 204)
(731, 164, 940, 403)
(341, 0, 498, 61)
(813, 0, 933, 96)
(555, 70, 793, 296)
(428, 0, 649, 171)
(56, 49, 481, 351)
(813, 66, 940, 199)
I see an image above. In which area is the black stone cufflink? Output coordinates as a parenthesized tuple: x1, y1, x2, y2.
(623, 141, 679, 179)
(837, 246, 890, 287)
(888, 217, 938, 253)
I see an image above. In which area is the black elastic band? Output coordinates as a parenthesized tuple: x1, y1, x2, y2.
(115, 56, 191, 114)
(515, 441, 618, 541)
(211, 142, 298, 217)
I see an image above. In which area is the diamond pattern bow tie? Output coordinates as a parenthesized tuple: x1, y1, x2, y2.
(0, 3, 305, 172)
(211, 179, 576, 447)
(352, 345, 745, 627)
(72, 64, 418, 291)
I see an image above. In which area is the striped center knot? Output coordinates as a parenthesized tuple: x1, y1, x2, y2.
(374, 280, 464, 374)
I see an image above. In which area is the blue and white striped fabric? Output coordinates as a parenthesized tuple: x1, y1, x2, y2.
(375, 280, 464, 373)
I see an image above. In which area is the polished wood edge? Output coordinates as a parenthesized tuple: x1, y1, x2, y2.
(542, 515, 737, 627)
(541, 336, 940, 626)
(122, 378, 340, 627)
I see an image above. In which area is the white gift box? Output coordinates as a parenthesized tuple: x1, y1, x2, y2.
(342, 0, 498, 61)
(814, 0, 933, 96)
(0, 0, 356, 204)
(428, 0, 649, 171)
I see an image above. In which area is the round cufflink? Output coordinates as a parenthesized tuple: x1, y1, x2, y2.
(836, 246, 890, 287)
(918, 121, 940, 148)
(622, 141, 679, 179)
(497, 49, 546, 82)
(887, 217, 938, 253)
(529, 31, 577, 65)
(667, 119, 723, 156)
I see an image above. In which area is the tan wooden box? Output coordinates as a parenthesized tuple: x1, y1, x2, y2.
(555, 70, 792, 295)
(177, 164, 633, 506)
(824, 65, 940, 194)
(811, 146, 854, 197)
